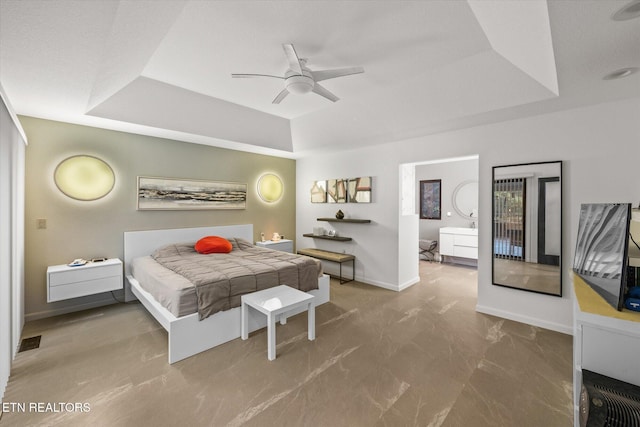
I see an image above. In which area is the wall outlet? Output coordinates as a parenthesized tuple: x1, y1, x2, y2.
(37, 218, 47, 229)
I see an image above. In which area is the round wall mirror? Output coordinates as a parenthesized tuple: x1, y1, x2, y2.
(452, 180, 478, 219)
(54, 155, 115, 201)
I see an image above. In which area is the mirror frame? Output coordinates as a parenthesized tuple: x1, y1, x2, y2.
(492, 160, 563, 297)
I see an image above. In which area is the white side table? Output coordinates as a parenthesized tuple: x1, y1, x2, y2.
(47, 258, 123, 302)
(255, 239, 293, 253)
(241, 285, 315, 361)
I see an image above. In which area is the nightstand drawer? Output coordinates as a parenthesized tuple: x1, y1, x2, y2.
(49, 276, 122, 302)
(49, 263, 121, 287)
(255, 240, 294, 253)
(47, 258, 123, 302)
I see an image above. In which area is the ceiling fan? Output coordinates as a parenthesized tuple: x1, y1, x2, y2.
(232, 44, 364, 104)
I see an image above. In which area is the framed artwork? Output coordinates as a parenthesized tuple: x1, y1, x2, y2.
(310, 180, 327, 203)
(573, 203, 630, 309)
(137, 176, 247, 210)
(348, 176, 372, 203)
(420, 179, 441, 219)
(327, 179, 347, 203)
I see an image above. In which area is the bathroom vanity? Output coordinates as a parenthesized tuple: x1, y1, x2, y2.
(439, 227, 478, 264)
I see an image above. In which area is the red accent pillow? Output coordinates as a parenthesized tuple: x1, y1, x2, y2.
(194, 236, 233, 254)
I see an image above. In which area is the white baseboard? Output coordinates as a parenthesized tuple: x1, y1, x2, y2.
(398, 276, 420, 291)
(348, 276, 419, 292)
(321, 265, 402, 292)
(475, 304, 573, 335)
(354, 276, 399, 292)
(25, 298, 119, 322)
(365, 281, 399, 291)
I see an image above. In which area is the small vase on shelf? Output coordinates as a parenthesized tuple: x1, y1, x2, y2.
(335, 209, 344, 220)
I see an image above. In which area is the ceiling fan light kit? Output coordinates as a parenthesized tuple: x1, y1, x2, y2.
(232, 43, 364, 104)
(286, 75, 314, 94)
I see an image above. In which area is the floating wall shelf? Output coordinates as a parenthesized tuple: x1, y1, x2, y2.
(302, 233, 352, 242)
(317, 218, 371, 223)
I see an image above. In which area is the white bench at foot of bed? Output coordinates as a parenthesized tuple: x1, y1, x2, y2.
(127, 274, 330, 364)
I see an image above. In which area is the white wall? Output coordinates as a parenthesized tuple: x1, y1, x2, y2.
(0, 85, 27, 400)
(296, 144, 402, 290)
(296, 97, 640, 333)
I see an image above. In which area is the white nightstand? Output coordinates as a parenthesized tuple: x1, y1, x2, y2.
(255, 239, 293, 253)
(47, 258, 123, 302)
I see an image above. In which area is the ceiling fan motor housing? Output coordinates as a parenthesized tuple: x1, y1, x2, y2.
(285, 74, 314, 94)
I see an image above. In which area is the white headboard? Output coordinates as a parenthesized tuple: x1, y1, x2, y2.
(123, 224, 253, 300)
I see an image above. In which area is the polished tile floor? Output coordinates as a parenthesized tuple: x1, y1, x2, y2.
(2, 262, 573, 426)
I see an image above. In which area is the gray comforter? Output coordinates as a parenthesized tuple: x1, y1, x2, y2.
(151, 237, 321, 320)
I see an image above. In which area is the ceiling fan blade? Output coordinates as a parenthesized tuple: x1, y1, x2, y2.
(311, 66, 364, 82)
(282, 44, 303, 74)
(231, 73, 284, 79)
(272, 88, 289, 104)
(312, 84, 339, 102)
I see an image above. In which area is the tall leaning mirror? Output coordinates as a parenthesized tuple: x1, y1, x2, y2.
(492, 161, 562, 296)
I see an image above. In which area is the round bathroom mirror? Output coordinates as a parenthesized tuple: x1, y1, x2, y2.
(452, 180, 478, 220)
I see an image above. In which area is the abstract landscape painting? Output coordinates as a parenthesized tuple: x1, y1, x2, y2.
(138, 176, 247, 210)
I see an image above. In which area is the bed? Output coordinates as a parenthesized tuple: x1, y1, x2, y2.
(124, 224, 330, 363)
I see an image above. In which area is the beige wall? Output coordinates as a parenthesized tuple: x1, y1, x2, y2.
(21, 116, 296, 320)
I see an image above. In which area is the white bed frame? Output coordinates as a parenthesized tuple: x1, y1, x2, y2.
(123, 224, 330, 364)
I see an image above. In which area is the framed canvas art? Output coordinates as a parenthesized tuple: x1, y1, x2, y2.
(420, 179, 441, 219)
(348, 176, 372, 203)
(137, 176, 247, 210)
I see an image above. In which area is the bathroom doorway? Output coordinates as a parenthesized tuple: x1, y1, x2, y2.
(416, 156, 479, 265)
(398, 155, 479, 283)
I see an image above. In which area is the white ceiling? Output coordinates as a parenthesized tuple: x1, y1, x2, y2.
(1, 0, 639, 157)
